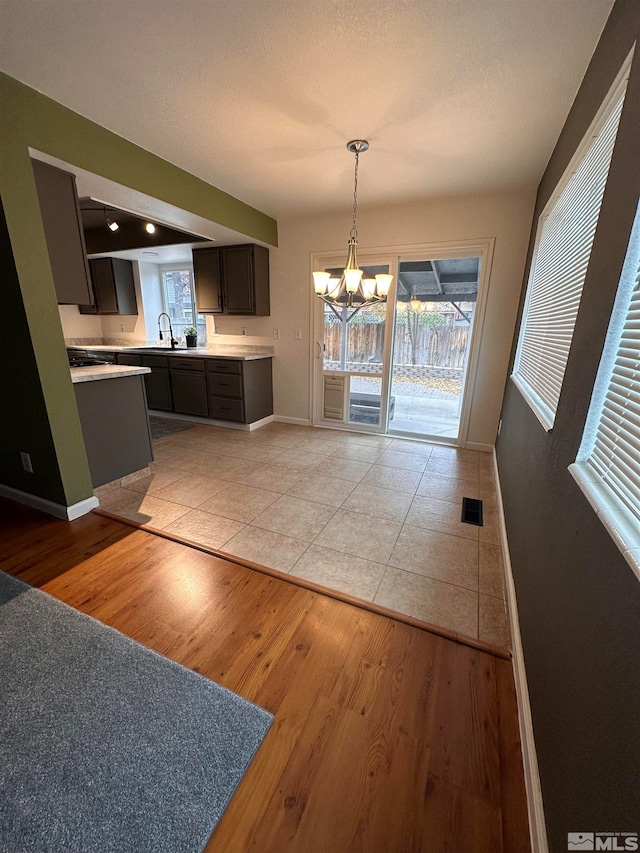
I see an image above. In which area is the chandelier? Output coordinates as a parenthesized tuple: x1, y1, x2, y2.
(313, 140, 393, 321)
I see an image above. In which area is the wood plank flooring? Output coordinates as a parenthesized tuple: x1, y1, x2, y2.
(0, 498, 531, 852)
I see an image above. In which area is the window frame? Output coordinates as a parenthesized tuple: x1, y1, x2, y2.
(159, 265, 207, 343)
(569, 200, 640, 582)
(511, 58, 630, 431)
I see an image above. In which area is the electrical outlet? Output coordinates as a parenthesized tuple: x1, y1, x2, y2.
(294, 329, 302, 340)
(20, 452, 33, 473)
(120, 324, 124, 332)
(273, 328, 280, 340)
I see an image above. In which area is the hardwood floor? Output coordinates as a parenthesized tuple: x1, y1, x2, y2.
(0, 498, 531, 852)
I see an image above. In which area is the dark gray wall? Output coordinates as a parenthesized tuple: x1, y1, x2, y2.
(497, 2, 640, 851)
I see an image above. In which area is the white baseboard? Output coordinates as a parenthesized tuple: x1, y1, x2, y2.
(273, 415, 311, 426)
(0, 484, 99, 520)
(492, 451, 549, 853)
(466, 441, 494, 453)
(247, 415, 274, 431)
(148, 410, 274, 432)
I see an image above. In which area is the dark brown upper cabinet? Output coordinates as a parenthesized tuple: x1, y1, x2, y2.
(193, 243, 270, 316)
(31, 159, 93, 306)
(79, 258, 138, 315)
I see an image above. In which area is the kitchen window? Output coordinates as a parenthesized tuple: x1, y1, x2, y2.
(161, 268, 207, 343)
(569, 201, 640, 581)
(511, 61, 628, 431)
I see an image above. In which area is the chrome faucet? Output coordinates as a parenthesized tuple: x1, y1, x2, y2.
(157, 313, 178, 349)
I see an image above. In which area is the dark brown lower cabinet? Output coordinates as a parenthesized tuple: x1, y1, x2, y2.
(74, 375, 152, 487)
(145, 369, 172, 411)
(207, 358, 272, 423)
(116, 351, 273, 424)
(171, 369, 208, 416)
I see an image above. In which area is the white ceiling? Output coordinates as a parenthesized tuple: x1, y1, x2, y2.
(1, 0, 614, 219)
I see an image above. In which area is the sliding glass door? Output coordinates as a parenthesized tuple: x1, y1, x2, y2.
(312, 243, 491, 446)
(387, 257, 479, 440)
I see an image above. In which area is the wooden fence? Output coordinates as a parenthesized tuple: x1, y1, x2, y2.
(324, 323, 469, 368)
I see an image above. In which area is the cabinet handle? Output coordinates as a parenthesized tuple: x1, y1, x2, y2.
(218, 382, 229, 386)
(220, 407, 230, 411)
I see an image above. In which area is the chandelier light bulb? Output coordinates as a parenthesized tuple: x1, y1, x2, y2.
(375, 274, 392, 297)
(313, 271, 330, 294)
(362, 278, 376, 298)
(327, 277, 341, 297)
(344, 268, 363, 293)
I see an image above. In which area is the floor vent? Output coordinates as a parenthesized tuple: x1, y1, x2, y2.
(461, 497, 483, 526)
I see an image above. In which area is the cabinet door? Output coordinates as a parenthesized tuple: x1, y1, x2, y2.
(90, 258, 119, 313)
(144, 368, 172, 411)
(171, 371, 208, 416)
(31, 159, 93, 305)
(221, 246, 254, 314)
(193, 248, 223, 313)
(112, 258, 138, 315)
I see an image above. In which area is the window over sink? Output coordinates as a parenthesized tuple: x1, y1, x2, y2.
(161, 268, 207, 344)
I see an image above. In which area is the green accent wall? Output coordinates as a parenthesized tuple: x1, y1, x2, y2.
(0, 72, 278, 509)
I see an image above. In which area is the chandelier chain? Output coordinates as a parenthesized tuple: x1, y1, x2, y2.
(350, 148, 359, 239)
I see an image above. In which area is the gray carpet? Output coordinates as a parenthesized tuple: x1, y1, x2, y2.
(149, 415, 196, 440)
(0, 571, 273, 853)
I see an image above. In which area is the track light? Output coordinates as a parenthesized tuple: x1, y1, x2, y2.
(104, 207, 119, 232)
(145, 222, 156, 234)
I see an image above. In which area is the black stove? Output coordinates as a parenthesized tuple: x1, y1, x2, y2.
(68, 355, 110, 368)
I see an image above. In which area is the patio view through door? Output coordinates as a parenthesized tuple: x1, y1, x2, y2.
(388, 256, 479, 440)
(313, 244, 489, 446)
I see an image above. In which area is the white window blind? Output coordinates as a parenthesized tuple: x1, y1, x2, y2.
(512, 85, 626, 430)
(588, 262, 640, 521)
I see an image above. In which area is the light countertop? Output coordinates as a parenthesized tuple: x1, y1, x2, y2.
(70, 365, 151, 384)
(66, 344, 274, 361)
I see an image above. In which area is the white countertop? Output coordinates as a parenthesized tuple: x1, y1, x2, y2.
(67, 344, 274, 361)
(70, 365, 151, 384)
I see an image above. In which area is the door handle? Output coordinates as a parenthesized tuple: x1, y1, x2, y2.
(316, 341, 324, 358)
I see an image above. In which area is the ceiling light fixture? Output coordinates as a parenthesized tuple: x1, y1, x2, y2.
(104, 207, 119, 232)
(145, 222, 156, 234)
(313, 140, 392, 321)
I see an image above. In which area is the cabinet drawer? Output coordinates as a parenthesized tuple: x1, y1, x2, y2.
(116, 353, 142, 366)
(141, 354, 169, 368)
(171, 357, 205, 372)
(208, 396, 244, 422)
(207, 373, 243, 398)
(206, 359, 242, 375)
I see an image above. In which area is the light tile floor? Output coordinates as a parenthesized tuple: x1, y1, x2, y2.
(95, 421, 511, 649)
